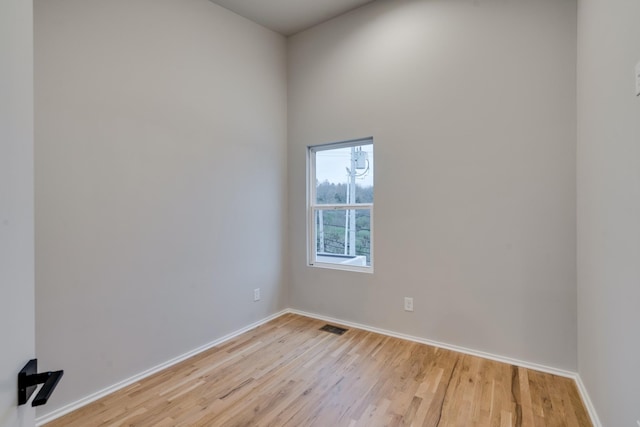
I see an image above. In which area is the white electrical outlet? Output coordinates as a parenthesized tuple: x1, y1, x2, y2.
(254, 288, 260, 301)
(404, 297, 414, 312)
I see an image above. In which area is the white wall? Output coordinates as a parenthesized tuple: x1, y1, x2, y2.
(288, 0, 578, 370)
(34, 0, 288, 416)
(0, 1, 35, 426)
(577, 0, 640, 425)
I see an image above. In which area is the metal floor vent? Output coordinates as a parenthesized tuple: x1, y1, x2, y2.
(319, 324, 348, 335)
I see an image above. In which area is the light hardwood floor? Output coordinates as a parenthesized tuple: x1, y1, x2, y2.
(45, 313, 592, 427)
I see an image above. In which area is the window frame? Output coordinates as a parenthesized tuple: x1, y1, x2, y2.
(307, 137, 374, 273)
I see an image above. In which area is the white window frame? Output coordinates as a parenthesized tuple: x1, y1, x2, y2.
(307, 137, 374, 273)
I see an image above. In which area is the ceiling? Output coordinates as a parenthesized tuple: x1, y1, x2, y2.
(209, 0, 377, 36)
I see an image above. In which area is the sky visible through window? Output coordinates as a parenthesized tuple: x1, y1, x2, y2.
(315, 145, 374, 188)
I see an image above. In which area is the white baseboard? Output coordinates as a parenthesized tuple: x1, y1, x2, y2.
(574, 374, 603, 427)
(36, 307, 601, 427)
(35, 309, 289, 426)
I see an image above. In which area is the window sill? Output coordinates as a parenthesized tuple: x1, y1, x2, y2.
(308, 262, 373, 274)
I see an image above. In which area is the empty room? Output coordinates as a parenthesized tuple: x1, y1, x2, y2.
(1, 0, 639, 426)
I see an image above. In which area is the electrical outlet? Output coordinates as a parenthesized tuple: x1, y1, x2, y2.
(404, 297, 414, 312)
(254, 288, 260, 301)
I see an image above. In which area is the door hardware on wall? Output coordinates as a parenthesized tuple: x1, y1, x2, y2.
(18, 359, 64, 407)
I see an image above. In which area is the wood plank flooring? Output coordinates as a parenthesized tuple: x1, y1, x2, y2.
(45, 313, 592, 427)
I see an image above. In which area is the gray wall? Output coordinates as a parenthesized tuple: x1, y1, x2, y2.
(40, 0, 640, 423)
(288, 0, 578, 371)
(577, 0, 640, 425)
(0, 1, 35, 426)
(34, 0, 288, 415)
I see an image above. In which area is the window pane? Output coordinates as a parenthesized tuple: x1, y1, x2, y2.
(315, 144, 373, 205)
(314, 208, 371, 266)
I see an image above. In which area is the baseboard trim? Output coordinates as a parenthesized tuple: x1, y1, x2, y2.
(574, 374, 603, 427)
(35, 309, 289, 426)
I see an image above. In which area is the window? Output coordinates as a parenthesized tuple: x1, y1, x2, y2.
(308, 138, 374, 272)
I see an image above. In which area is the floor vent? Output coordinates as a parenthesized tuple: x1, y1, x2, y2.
(319, 324, 348, 335)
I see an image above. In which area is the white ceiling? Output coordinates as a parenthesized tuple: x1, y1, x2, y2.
(209, 0, 376, 36)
